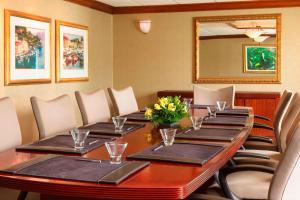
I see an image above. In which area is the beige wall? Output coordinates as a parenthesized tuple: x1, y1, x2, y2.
(113, 8, 300, 108)
(0, 0, 113, 143)
(199, 37, 276, 77)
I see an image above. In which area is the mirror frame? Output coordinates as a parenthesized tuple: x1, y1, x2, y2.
(193, 14, 281, 84)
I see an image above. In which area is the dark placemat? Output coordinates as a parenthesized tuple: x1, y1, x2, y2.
(123, 112, 150, 122)
(217, 109, 249, 116)
(16, 135, 113, 155)
(1, 155, 149, 185)
(190, 104, 212, 109)
(84, 122, 145, 136)
(176, 128, 242, 142)
(127, 142, 224, 165)
(203, 116, 248, 126)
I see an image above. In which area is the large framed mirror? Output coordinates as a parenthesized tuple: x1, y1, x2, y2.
(193, 14, 281, 84)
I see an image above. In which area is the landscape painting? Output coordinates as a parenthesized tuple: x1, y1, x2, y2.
(56, 20, 88, 82)
(63, 33, 84, 69)
(243, 44, 276, 73)
(4, 10, 51, 85)
(15, 25, 45, 69)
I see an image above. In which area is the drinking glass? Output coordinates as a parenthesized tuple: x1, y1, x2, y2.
(190, 116, 204, 130)
(217, 101, 227, 111)
(112, 116, 127, 132)
(183, 98, 193, 110)
(70, 128, 90, 149)
(207, 106, 217, 118)
(160, 128, 177, 146)
(105, 141, 128, 164)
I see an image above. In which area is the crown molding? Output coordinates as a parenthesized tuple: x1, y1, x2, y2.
(65, 0, 300, 14)
(65, 0, 113, 14)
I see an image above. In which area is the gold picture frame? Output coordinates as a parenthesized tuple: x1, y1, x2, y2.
(243, 44, 276, 74)
(55, 20, 89, 82)
(4, 9, 52, 85)
(193, 13, 281, 84)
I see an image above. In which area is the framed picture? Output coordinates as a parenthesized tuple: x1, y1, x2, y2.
(56, 20, 88, 82)
(4, 10, 51, 85)
(243, 44, 277, 73)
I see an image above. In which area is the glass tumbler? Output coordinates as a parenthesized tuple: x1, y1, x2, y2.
(159, 128, 177, 146)
(105, 141, 128, 164)
(70, 128, 90, 150)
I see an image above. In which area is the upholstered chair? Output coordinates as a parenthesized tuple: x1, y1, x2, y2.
(0, 97, 28, 200)
(30, 95, 77, 139)
(189, 122, 300, 200)
(107, 86, 139, 116)
(0, 97, 22, 152)
(193, 85, 235, 108)
(244, 89, 293, 150)
(75, 89, 111, 125)
(234, 92, 300, 168)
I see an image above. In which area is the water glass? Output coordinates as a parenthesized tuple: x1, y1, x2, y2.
(70, 128, 90, 149)
(207, 106, 217, 118)
(183, 98, 193, 110)
(112, 116, 127, 132)
(105, 141, 128, 164)
(217, 101, 227, 111)
(190, 116, 204, 130)
(160, 128, 177, 146)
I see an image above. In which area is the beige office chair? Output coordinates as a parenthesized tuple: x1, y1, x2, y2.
(189, 122, 300, 200)
(193, 85, 235, 108)
(108, 86, 139, 116)
(0, 97, 22, 152)
(30, 95, 77, 139)
(0, 97, 27, 200)
(75, 89, 111, 125)
(234, 92, 300, 168)
(244, 89, 293, 151)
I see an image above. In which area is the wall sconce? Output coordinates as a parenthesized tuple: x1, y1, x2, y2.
(139, 20, 151, 34)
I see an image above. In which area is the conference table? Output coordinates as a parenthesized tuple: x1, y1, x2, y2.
(0, 107, 254, 200)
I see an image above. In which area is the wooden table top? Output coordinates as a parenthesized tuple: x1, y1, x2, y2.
(0, 108, 253, 199)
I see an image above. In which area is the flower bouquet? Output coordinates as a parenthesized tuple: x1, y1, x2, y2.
(145, 96, 189, 128)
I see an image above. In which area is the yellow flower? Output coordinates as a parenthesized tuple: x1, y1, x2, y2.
(159, 97, 168, 108)
(154, 103, 162, 110)
(145, 108, 153, 118)
(168, 103, 176, 112)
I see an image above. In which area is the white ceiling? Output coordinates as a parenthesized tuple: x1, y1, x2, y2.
(97, 0, 252, 7)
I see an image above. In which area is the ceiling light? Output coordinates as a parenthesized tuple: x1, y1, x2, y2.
(254, 36, 270, 43)
(245, 27, 263, 39)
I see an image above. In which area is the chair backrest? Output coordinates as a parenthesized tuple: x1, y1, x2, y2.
(30, 95, 77, 139)
(0, 97, 22, 152)
(278, 92, 300, 153)
(193, 85, 235, 108)
(269, 123, 300, 200)
(107, 86, 139, 116)
(75, 89, 111, 125)
(273, 90, 293, 137)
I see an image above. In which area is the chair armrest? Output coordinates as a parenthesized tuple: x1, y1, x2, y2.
(234, 150, 270, 160)
(188, 194, 230, 200)
(253, 122, 274, 131)
(246, 135, 273, 144)
(218, 165, 275, 200)
(254, 114, 271, 121)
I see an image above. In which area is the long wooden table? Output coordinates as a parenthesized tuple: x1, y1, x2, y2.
(0, 108, 253, 199)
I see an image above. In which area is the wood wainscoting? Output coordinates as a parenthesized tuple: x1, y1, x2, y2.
(157, 90, 281, 138)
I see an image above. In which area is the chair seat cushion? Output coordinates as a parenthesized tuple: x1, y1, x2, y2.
(227, 171, 273, 199)
(244, 140, 278, 151)
(234, 149, 281, 168)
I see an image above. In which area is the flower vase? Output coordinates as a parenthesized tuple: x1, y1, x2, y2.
(157, 122, 180, 129)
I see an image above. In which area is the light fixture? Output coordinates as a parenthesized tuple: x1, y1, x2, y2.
(245, 26, 263, 39)
(254, 36, 270, 43)
(139, 20, 151, 34)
